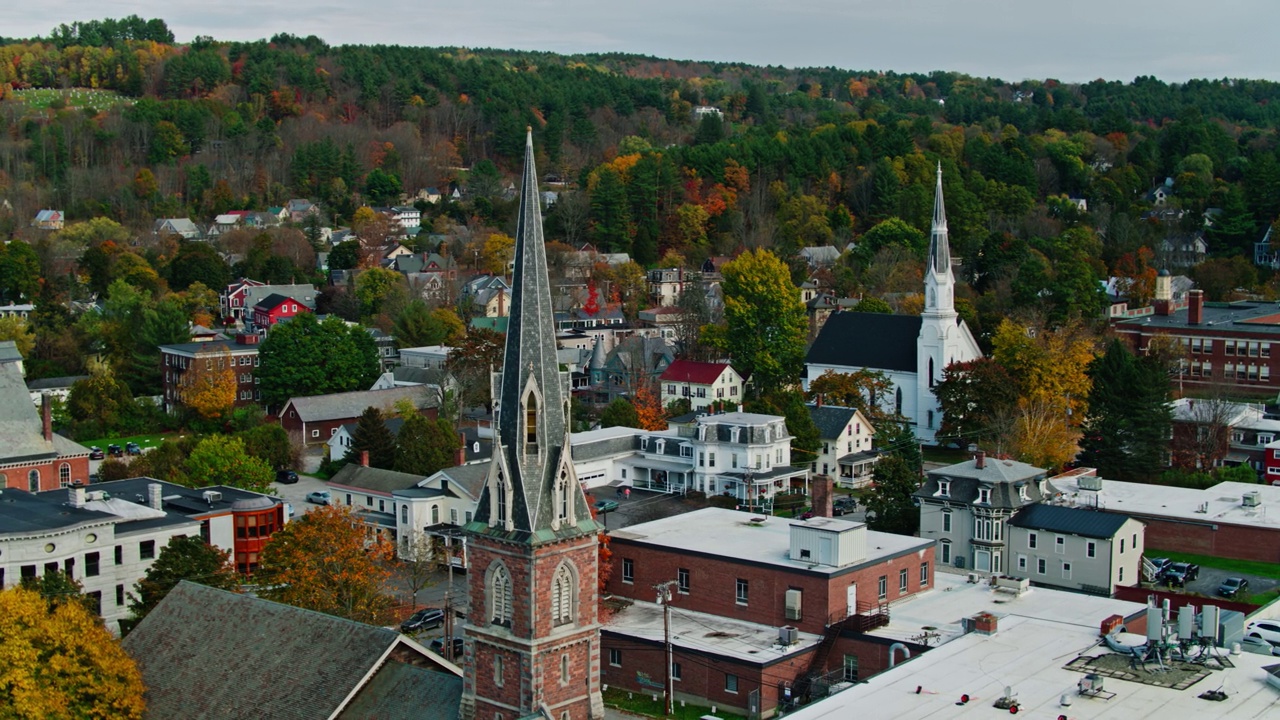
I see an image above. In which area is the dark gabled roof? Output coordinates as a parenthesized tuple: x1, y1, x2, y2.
(123, 582, 457, 720)
(806, 312, 923, 373)
(253, 292, 295, 311)
(808, 404, 861, 440)
(336, 661, 462, 720)
(915, 456, 1051, 510)
(1008, 504, 1132, 539)
(330, 463, 425, 494)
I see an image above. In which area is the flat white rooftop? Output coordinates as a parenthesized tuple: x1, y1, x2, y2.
(788, 614, 1280, 720)
(1053, 472, 1280, 531)
(611, 507, 931, 575)
(869, 571, 1147, 645)
(569, 426, 645, 444)
(605, 600, 823, 664)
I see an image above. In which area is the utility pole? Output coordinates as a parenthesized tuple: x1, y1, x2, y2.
(654, 580, 679, 716)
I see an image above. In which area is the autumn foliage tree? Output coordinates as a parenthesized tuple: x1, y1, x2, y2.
(806, 369, 896, 423)
(0, 586, 147, 719)
(632, 384, 667, 430)
(179, 347, 237, 420)
(184, 435, 275, 493)
(257, 505, 395, 624)
(719, 249, 808, 397)
(129, 536, 239, 623)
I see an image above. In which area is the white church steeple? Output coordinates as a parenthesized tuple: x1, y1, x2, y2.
(924, 163, 955, 318)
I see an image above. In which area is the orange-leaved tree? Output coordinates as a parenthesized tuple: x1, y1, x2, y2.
(0, 586, 146, 719)
(633, 384, 667, 431)
(257, 504, 395, 624)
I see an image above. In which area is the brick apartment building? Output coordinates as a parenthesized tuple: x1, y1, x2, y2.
(159, 335, 262, 411)
(603, 507, 935, 716)
(1113, 285, 1280, 396)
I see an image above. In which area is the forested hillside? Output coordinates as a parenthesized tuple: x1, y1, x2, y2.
(3, 17, 1280, 342)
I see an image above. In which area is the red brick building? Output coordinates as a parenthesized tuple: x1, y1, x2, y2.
(1114, 288, 1280, 396)
(159, 335, 261, 411)
(460, 132, 605, 720)
(0, 347, 91, 491)
(602, 508, 935, 716)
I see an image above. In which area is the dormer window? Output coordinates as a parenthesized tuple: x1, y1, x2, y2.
(1018, 485, 1029, 501)
(977, 488, 991, 504)
(655, 439, 665, 454)
(938, 480, 950, 497)
(698, 425, 707, 441)
(640, 437, 648, 451)
(731, 427, 741, 443)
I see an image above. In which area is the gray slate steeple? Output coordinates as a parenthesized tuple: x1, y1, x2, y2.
(924, 163, 955, 316)
(928, 162, 950, 275)
(468, 130, 596, 544)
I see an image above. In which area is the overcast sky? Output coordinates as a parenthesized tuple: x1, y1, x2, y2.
(5, 1, 1277, 83)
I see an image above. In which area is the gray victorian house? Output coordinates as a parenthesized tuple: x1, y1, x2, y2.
(914, 452, 1051, 574)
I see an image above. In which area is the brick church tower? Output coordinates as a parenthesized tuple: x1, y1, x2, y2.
(461, 130, 605, 720)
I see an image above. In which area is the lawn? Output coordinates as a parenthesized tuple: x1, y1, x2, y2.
(1147, 549, 1280, 581)
(78, 432, 176, 452)
(7, 87, 130, 112)
(602, 686, 744, 720)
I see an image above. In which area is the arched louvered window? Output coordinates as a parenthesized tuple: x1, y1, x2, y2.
(490, 563, 513, 627)
(551, 563, 576, 627)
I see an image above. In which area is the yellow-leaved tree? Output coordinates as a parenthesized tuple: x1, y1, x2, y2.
(179, 347, 236, 420)
(992, 318, 1100, 470)
(0, 586, 146, 719)
(256, 505, 395, 624)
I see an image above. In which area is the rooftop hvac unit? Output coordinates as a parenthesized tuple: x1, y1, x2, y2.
(1078, 475, 1103, 491)
(1243, 491, 1262, 507)
(778, 626, 799, 645)
(202, 490, 223, 504)
(785, 589, 803, 621)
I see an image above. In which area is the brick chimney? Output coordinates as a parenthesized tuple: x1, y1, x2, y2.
(69, 486, 86, 508)
(815, 394, 823, 408)
(455, 432, 467, 467)
(972, 612, 998, 635)
(360, 450, 369, 467)
(974, 450, 986, 470)
(1100, 614, 1124, 638)
(811, 475, 834, 517)
(1187, 289, 1204, 325)
(41, 392, 52, 442)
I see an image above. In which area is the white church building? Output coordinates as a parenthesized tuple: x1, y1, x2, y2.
(804, 166, 981, 444)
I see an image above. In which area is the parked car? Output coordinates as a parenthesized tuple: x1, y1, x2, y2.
(1240, 635, 1280, 656)
(88, 473, 101, 484)
(1218, 577, 1250, 598)
(593, 499, 619, 514)
(1246, 621, 1280, 647)
(430, 636, 465, 658)
(1163, 562, 1200, 587)
(1145, 556, 1171, 579)
(275, 469, 299, 485)
(125, 442, 142, 456)
(833, 497, 857, 516)
(107, 444, 123, 457)
(400, 608, 445, 633)
(306, 491, 331, 505)
(88, 446, 105, 460)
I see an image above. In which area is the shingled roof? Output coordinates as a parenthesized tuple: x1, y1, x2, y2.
(285, 386, 440, 424)
(1008, 504, 1133, 539)
(122, 582, 461, 720)
(806, 312, 923, 373)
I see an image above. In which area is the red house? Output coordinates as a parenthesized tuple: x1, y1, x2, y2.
(280, 386, 441, 447)
(251, 293, 308, 329)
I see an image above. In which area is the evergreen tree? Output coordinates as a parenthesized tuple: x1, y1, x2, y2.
(590, 166, 631, 253)
(346, 406, 397, 469)
(1078, 340, 1172, 482)
(395, 412, 460, 476)
(863, 455, 921, 536)
(600, 398, 639, 428)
